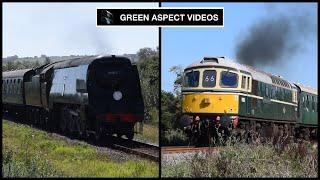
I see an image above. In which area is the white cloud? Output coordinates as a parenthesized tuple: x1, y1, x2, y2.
(3, 3, 158, 57)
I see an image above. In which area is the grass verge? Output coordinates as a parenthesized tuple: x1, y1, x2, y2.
(2, 120, 158, 177)
(134, 123, 159, 145)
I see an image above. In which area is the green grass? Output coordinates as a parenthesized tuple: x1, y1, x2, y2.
(2, 120, 158, 177)
(135, 124, 159, 145)
(162, 140, 318, 178)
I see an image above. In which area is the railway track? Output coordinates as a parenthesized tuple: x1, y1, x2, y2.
(161, 146, 219, 154)
(106, 137, 159, 162)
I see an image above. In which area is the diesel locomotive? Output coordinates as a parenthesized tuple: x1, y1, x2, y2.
(2, 55, 144, 140)
(182, 56, 317, 145)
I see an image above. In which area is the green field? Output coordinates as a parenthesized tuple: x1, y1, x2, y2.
(2, 120, 158, 178)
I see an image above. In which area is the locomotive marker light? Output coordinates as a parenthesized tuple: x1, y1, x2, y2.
(113, 91, 122, 101)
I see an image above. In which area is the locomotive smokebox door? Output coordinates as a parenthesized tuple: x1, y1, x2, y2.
(76, 79, 87, 93)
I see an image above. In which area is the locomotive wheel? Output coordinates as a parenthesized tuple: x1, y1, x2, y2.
(94, 120, 105, 141)
(117, 133, 123, 138)
(125, 131, 134, 140)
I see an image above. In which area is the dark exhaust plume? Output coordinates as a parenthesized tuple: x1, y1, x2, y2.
(235, 10, 315, 68)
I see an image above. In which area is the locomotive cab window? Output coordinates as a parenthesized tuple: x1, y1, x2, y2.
(220, 71, 238, 88)
(241, 76, 246, 89)
(184, 70, 200, 87)
(202, 70, 216, 87)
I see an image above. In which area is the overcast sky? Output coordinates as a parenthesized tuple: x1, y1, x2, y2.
(3, 3, 158, 57)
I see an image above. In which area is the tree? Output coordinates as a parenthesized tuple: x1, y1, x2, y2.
(5, 61, 15, 71)
(33, 60, 41, 68)
(169, 65, 183, 95)
(136, 47, 159, 125)
(44, 57, 51, 64)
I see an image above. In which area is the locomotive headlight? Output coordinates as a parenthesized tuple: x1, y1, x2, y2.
(113, 91, 122, 101)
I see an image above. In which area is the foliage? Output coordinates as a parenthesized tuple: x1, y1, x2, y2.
(162, 140, 318, 178)
(169, 65, 183, 94)
(3, 59, 44, 71)
(161, 91, 182, 131)
(136, 47, 159, 125)
(2, 149, 64, 177)
(134, 124, 159, 145)
(161, 129, 188, 146)
(2, 120, 158, 177)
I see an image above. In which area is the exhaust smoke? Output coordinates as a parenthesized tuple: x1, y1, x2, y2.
(235, 10, 315, 68)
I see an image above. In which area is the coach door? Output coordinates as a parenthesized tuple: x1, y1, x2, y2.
(241, 73, 252, 116)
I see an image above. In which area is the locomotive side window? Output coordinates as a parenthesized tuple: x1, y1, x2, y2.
(220, 71, 238, 88)
(184, 70, 200, 87)
(241, 76, 246, 89)
(247, 77, 250, 90)
(202, 70, 216, 87)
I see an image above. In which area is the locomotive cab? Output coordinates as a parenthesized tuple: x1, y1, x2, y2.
(181, 57, 253, 145)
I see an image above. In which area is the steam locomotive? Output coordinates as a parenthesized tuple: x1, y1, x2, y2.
(182, 56, 317, 145)
(2, 55, 144, 140)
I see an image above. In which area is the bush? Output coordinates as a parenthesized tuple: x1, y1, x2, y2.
(2, 149, 64, 177)
(162, 140, 318, 177)
(162, 129, 188, 146)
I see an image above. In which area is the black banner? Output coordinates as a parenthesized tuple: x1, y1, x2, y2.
(97, 8, 223, 26)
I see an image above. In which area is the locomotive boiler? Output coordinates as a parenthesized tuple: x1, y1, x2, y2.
(2, 55, 144, 140)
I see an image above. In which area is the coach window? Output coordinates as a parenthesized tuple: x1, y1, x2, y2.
(266, 85, 269, 98)
(241, 76, 246, 89)
(220, 71, 238, 88)
(9, 79, 12, 93)
(311, 96, 315, 111)
(184, 70, 200, 87)
(202, 70, 216, 87)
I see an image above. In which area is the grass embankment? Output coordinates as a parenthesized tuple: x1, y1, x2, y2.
(2, 120, 158, 178)
(135, 123, 159, 145)
(162, 140, 318, 178)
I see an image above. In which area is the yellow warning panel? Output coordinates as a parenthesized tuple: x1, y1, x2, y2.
(182, 93, 239, 114)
